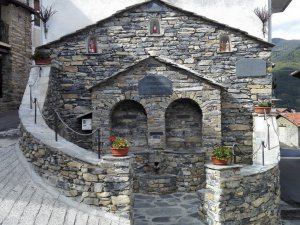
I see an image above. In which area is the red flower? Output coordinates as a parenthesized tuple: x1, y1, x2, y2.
(109, 136, 116, 141)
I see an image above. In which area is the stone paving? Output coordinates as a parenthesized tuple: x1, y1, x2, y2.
(0, 137, 124, 225)
(133, 193, 204, 225)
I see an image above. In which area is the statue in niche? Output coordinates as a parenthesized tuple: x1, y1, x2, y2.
(150, 18, 160, 34)
(219, 35, 230, 52)
(88, 37, 97, 53)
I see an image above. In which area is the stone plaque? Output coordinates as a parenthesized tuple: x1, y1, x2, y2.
(139, 76, 172, 96)
(236, 58, 266, 77)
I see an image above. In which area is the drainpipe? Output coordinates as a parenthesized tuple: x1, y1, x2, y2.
(268, 0, 272, 43)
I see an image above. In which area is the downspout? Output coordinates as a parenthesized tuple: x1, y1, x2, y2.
(268, 0, 272, 42)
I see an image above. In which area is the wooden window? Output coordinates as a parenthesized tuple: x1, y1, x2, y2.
(34, 0, 40, 27)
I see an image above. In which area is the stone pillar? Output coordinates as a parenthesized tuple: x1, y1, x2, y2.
(199, 164, 243, 225)
(99, 155, 134, 215)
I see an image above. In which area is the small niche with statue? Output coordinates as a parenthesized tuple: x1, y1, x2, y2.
(149, 18, 163, 36)
(87, 36, 98, 54)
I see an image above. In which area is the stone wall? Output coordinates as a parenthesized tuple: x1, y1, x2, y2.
(199, 164, 280, 225)
(40, 0, 273, 162)
(19, 126, 133, 215)
(133, 150, 206, 193)
(0, 3, 32, 112)
(92, 57, 222, 153)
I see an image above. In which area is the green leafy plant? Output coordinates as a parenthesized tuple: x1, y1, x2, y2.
(258, 101, 272, 107)
(31, 50, 50, 60)
(212, 146, 233, 160)
(110, 136, 129, 148)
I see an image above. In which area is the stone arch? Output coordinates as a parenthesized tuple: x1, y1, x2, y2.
(110, 99, 148, 148)
(165, 98, 202, 150)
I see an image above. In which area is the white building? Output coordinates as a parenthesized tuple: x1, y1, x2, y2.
(277, 113, 300, 148)
(32, 0, 292, 47)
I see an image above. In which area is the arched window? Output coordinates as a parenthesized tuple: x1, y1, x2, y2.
(87, 36, 97, 53)
(219, 35, 230, 52)
(149, 18, 161, 35)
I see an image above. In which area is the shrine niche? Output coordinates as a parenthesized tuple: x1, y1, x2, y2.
(219, 34, 230, 52)
(149, 18, 161, 35)
(87, 36, 97, 53)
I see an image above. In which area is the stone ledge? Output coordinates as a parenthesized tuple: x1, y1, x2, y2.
(205, 163, 243, 170)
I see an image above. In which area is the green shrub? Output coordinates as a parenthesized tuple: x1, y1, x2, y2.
(212, 146, 233, 160)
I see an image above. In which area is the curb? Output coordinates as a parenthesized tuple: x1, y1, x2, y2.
(0, 128, 20, 138)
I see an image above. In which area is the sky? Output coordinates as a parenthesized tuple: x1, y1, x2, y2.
(272, 0, 300, 40)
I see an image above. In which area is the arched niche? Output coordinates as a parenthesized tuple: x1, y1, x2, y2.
(111, 100, 148, 148)
(149, 18, 161, 35)
(87, 36, 98, 53)
(219, 34, 230, 52)
(165, 98, 202, 150)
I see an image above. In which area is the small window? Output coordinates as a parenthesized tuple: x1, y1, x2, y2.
(149, 18, 161, 35)
(34, 0, 40, 27)
(87, 36, 97, 53)
(219, 35, 230, 52)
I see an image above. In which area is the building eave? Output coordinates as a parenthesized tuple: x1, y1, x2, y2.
(1, 0, 36, 14)
(272, 0, 293, 14)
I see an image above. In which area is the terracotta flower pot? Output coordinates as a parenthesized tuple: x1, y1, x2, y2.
(254, 106, 271, 114)
(211, 157, 229, 165)
(111, 147, 129, 157)
(34, 58, 51, 65)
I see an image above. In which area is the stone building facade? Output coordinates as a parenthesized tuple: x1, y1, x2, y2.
(0, 0, 34, 112)
(41, 0, 273, 162)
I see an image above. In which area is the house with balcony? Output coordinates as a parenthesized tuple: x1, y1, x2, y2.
(0, 0, 35, 112)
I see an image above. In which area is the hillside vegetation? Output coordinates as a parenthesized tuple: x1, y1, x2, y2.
(271, 38, 300, 111)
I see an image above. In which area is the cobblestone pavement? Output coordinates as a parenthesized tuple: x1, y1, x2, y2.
(133, 193, 205, 225)
(0, 137, 123, 225)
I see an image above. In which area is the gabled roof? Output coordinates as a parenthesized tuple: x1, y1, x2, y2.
(88, 55, 226, 90)
(280, 113, 300, 127)
(40, 0, 274, 48)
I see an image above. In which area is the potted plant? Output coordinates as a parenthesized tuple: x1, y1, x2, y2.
(254, 100, 272, 114)
(211, 146, 233, 165)
(31, 50, 51, 65)
(110, 135, 129, 157)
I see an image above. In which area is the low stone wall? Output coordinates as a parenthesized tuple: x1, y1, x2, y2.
(133, 150, 206, 193)
(199, 164, 280, 225)
(19, 126, 133, 216)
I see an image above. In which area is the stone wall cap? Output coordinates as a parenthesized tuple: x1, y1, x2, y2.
(241, 164, 277, 176)
(205, 163, 243, 170)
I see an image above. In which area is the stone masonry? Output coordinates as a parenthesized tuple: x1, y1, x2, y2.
(19, 126, 134, 216)
(0, 3, 32, 112)
(40, 0, 273, 162)
(199, 164, 280, 225)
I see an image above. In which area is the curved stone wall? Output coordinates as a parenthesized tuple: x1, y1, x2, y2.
(19, 66, 132, 223)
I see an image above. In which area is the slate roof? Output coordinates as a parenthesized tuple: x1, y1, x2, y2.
(280, 113, 300, 127)
(88, 55, 226, 90)
(39, 0, 274, 48)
